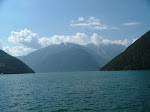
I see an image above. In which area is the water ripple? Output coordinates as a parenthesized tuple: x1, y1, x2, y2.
(0, 71, 150, 112)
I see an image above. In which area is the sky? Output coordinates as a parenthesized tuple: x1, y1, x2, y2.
(0, 0, 150, 56)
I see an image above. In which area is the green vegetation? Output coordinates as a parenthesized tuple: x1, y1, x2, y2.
(100, 30, 150, 71)
(0, 50, 35, 74)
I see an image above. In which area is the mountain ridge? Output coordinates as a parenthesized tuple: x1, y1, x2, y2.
(19, 43, 107, 72)
(100, 30, 150, 71)
(0, 50, 35, 74)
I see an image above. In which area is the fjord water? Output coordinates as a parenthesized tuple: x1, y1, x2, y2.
(0, 71, 150, 112)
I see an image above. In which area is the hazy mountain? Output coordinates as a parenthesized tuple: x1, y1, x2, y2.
(86, 44, 126, 61)
(0, 50, 35, 74)
(19, 43, 107, 72)
(100, 31, 150, 71)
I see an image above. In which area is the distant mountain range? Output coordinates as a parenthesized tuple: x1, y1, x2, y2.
(2, 30, 149, 73)
(86, 44, 126, 61)
(18, 43, 125, 73)
(100, 30, 150, 71)
(0, 50, 34, 74)
(19, 43, 106, 72)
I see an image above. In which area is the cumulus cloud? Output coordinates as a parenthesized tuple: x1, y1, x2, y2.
(71, 16, 119, 30)
(38, 33, 90, 47)
(78, 17, 85, 21)
(122, 22, 140, 26)
(38, 32, 129, 47)
(102, 39, 129, 46)
(8, 29, 130, 48)
(6, 28, 131, 56)
(3, 46, 36, 56)
(91, 33, 103, 45)
(8, 29, 42, 49)
(90, 33, 130, 46)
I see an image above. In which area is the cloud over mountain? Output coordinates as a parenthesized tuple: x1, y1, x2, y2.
(8, 29, 42, 49)
(4, 28, 132, 56)
(3, 46, 36, 56)
(8, 29, 129, 47)
(38, 33, 90, 47)
(91, 33, 129, 46)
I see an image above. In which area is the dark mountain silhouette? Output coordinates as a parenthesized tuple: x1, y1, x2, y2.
(100, 30, 150, 71)
(0, 50, 35, 74)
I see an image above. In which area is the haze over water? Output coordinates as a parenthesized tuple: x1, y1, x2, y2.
(0, 71, 150, 112)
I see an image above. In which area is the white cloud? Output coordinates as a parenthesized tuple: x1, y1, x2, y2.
(71, 22, 99, 26)
(93, 26, 119, 30)
(38, 32, 129, 47)
(132, 38, 138, 43)
(90, 33, 130, 46)
(102, 39, 129, 46)
(8, 29, 42, 49)
(6, 28, 132, 56)
(78, 17, 85, 21)
(122, 22, 140, 26)
(68, 32, 90, 45)
(38, 33, 90, 47)
(90, 33, 103, 45)
(38, 35, 66, 47)
(8, 29, 130, 48)
(71, 16, 100, 26)
(3, 46, 36, 56)
(71, 16, 119, 30)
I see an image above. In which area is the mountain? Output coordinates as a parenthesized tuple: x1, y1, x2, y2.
(0, 50, 35, 74)
(100, 31, 150, 71)
(19, 43, 107, 72)
(86, 44, 126, 61)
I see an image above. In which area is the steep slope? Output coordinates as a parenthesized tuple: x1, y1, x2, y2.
(0, 50, 35, 74)
(100, 31, 150, 71)
(19, 43, 107, 72)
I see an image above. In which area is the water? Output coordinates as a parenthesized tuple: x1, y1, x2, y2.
(0, 71, 150, 112)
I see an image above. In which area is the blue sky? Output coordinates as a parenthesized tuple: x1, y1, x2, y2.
(0, 0, 150, 56)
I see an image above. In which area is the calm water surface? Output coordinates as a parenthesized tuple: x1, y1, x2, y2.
(0, 71, 150, 112)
